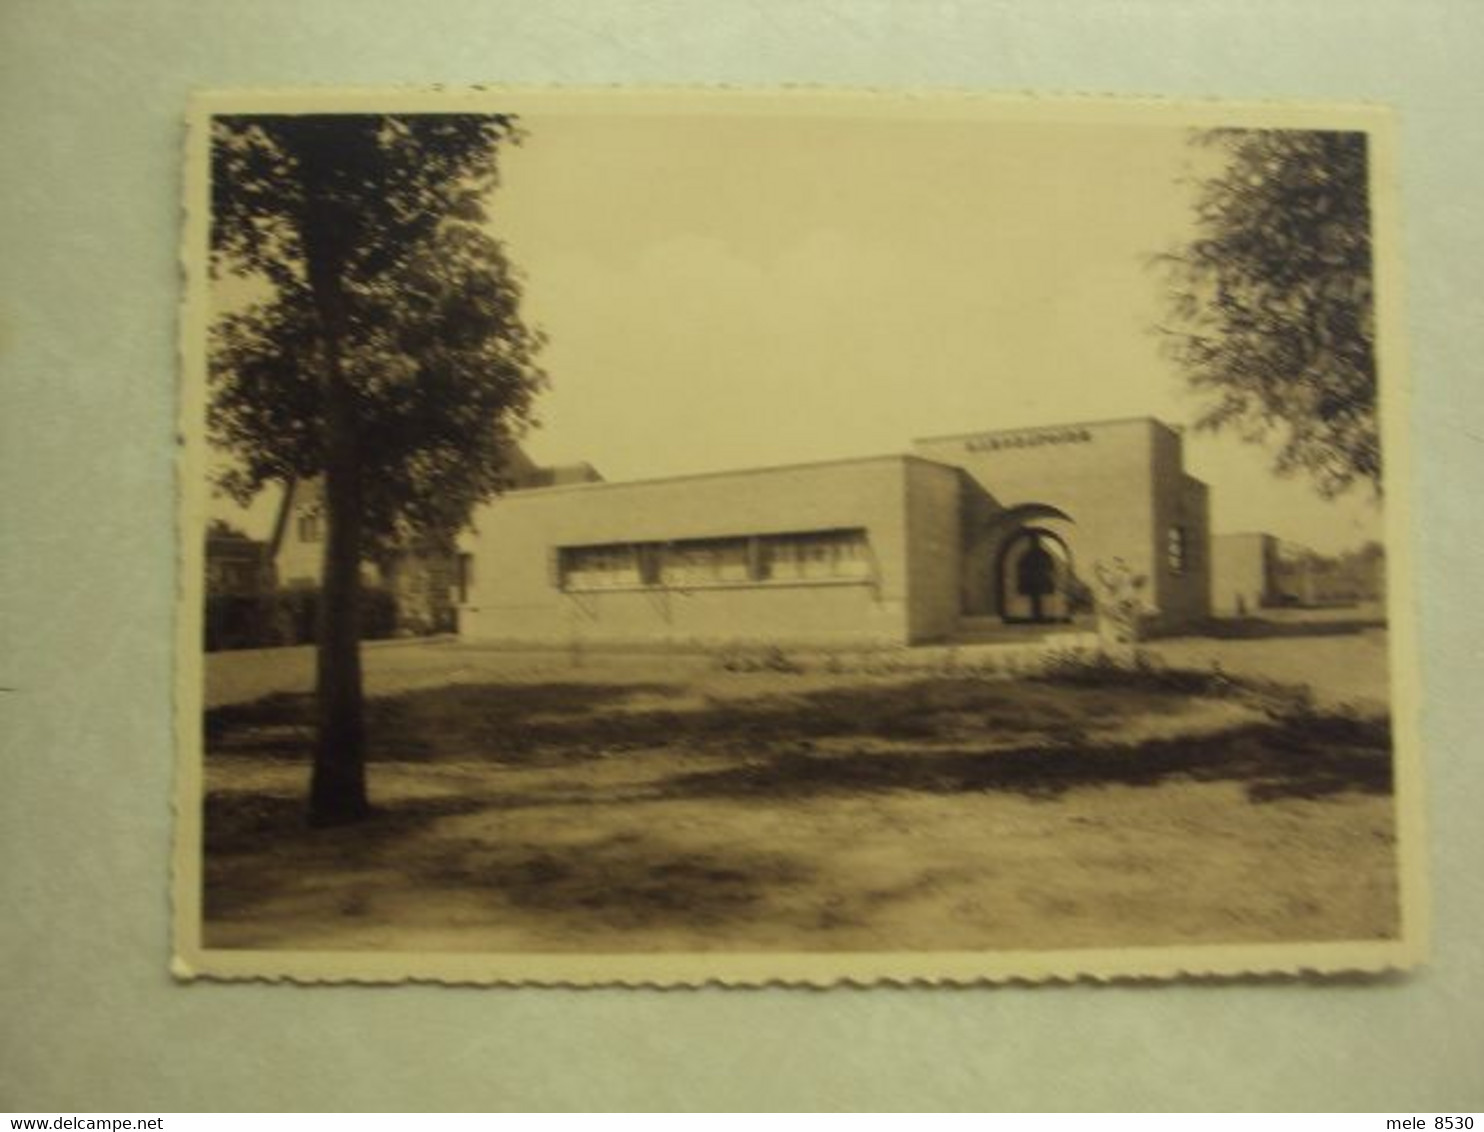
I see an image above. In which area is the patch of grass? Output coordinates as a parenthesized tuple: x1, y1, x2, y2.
(1030, 646, 1323, 714)
(1034, 647, 1238, 694)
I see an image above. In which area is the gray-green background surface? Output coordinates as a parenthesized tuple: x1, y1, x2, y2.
(3, 0, 1480, 1112)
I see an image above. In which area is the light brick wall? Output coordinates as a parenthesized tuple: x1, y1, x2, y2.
(458, 456, 918, 646)
(914, 418, 1159, 621)
(273, 481, 324, 588)
(1211, 532, 1279, 616)
(902, 458, 962, 643)
(1149, 426, 1213, 630)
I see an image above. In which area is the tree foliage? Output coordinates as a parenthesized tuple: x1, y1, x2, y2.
(1161, 129, 1378, 497)
(209, 115, 547, 556)
(207, 114, 546, 824)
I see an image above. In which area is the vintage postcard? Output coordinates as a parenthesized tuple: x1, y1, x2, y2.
(174, 88, 1424, 984)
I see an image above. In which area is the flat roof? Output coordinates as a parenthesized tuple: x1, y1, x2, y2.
(913, 414, 1183, 446)
(503, 451, 962, 499)
(506, 414, 1187, 500)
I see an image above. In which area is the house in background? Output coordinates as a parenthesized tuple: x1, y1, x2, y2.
(270, 478, 380, 590)
(270, 446, 602, 636)
(203, 522, 274, 651)
(205, 523, 271, 597)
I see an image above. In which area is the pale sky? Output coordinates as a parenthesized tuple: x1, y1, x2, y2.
(211, 109, 1384, 555)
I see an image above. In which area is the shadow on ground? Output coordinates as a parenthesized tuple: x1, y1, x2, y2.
(412, 830, 811, 931)
(204, 790, 490, 856)
(204, 675, 1207, 764)
(204, 667, 1391, 806)
(205, 681, 684, 761)
(203, 790, 492, 923)
(655, 708, 1393, 805)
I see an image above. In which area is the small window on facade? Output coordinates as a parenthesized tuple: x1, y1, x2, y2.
(1167, 525, 1187, 575)
(456, 553, 475, 604)
(297, 513, 322, 543)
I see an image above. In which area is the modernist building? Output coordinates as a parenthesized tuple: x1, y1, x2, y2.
(456, 416, 1212, 647)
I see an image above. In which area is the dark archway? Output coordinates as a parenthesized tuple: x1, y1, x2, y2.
(997, 526, 1074, 624)
(959, 502, 1076, 618)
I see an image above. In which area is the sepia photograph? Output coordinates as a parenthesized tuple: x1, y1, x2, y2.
(174, 89, 1423, 984)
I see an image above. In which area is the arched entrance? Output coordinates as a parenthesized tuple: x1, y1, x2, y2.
(997, 527, 1074, 623)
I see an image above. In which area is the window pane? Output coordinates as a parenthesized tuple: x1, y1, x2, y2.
(660, 539, 749, 585)
(758, 529, 869, 580)
(559, 529, 871, 591)
(562, 544, 640, 589)
(1167, 526, 1186, 574)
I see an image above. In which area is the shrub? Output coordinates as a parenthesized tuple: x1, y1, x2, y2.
(1034, 646, 1242, 698)
(203, 586, 399, 651)
(203, 594, 272, 652)
(362, 587, 398, 640)
(1092, 557, 1150, 644)
(714, 643, 806, 674)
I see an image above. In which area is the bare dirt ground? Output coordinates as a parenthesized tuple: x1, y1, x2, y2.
(199, 617, 1399, 953)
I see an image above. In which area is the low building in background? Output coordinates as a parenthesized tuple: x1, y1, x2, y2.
(1211, 532, 1283, 616)
(1211, 533, 1388, 617)
(205, 528, 271, 597)
(458, 416, 1212, 647)
(203, 525, 275, 651)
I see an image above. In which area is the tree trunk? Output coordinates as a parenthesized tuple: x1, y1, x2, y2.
(304, 229, 371, 827)
(309, 361, 370, 825)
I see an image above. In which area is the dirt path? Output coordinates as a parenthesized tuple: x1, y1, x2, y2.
(201, 662, 1398, 954)
(203, 748, 1396, 953)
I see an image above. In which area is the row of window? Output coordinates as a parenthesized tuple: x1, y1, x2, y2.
(558, 530, 873, 591)
(303, 515, 1191, 585)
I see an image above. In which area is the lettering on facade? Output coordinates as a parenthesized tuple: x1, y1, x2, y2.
(964, 426, 1093, 453)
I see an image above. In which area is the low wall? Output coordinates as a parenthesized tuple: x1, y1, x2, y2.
(460, 578, 909, 647)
